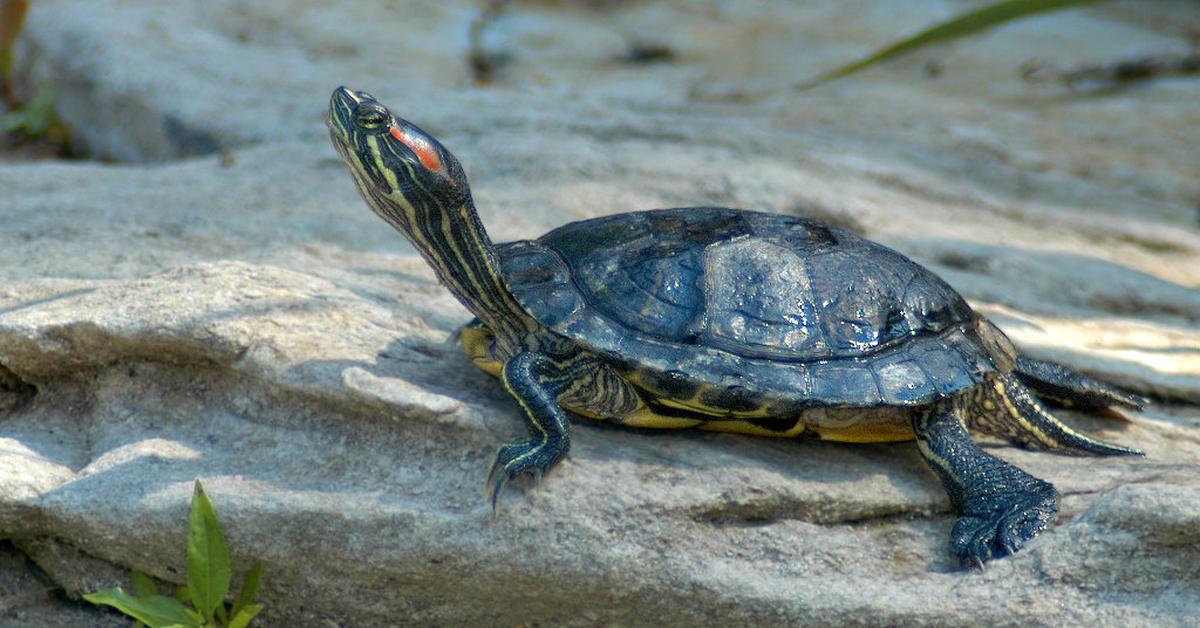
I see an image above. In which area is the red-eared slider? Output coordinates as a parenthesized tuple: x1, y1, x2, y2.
(327, 87, 1143, 567)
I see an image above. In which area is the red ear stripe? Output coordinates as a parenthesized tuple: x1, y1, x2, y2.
(390, 127, 444, 173)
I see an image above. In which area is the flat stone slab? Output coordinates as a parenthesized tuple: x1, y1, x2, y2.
(0, 260, 1196, 626)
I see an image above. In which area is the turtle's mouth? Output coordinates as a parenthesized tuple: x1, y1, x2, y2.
(326, 86, 359, 141)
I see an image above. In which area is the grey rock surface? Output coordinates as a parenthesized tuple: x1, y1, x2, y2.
(2, 0, 1199, 626)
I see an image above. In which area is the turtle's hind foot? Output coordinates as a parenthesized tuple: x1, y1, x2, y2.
(915, 398, 1063, 567)
(952, 476, 1058, 566)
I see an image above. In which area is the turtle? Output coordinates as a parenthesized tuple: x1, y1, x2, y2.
(326, 87, 1144, 567)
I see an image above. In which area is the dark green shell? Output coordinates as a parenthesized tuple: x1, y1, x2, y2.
(497, 208, 1007, 408)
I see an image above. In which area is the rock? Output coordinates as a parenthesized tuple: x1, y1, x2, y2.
(1, 262, 1196, 626)
(0, 542, 129, 628)
(1, 0, 1198, 626)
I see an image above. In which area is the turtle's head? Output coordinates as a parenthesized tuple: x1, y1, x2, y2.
(326, 87, 535, 342)
(327, 86, 470, 231)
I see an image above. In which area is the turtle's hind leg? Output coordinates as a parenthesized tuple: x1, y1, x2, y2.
(1014, 355, 1146, 412)
(913, 398, 1059, 566)
(967, 374, 1142, 457)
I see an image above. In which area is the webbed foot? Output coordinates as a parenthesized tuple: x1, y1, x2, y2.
(485, 435, 569, 513)
(952, 479, 1058, 566)
(915, 397, 1064, 567)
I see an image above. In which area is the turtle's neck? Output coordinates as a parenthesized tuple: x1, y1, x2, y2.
(360, 175, 538, 356)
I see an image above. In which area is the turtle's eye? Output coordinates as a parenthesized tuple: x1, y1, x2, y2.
(355, 108, 388, 130)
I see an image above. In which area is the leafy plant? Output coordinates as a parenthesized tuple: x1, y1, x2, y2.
(0, 83, 54, 134)
(85, 481, 264, 628)
(1, 0, 69, 144)
(796, 0, 1106, 90)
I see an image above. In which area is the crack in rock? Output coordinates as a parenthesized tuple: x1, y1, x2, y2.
(0, 364, 36, 414)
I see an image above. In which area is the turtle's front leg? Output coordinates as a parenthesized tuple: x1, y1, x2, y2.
(487, 351, 573, 512)
(913, 397, 1059, 568)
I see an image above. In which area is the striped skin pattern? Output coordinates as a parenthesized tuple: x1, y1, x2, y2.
(327, 87, 1142, 566)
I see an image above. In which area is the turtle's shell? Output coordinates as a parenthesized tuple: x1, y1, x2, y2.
(498, 208, 1012, 409)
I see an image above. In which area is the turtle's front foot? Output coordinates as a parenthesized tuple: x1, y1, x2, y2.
(487, 351, 576, 513)
(485, 435, 569, 513)
(952, 479, 1058, 567)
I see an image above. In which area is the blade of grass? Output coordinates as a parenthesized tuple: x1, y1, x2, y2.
(187, 480, 231, 625)
(796, 0, 1105, 90)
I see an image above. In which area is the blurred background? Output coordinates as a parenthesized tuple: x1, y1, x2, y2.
(4, 0, 1197, 393)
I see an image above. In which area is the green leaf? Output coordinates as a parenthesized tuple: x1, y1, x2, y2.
(230, 561, 263, 620)
(131, 571, 159, 599)
(174, 584, 191, 604)
(0, 107, 25, 133)
(187, 480, 232, 625)
(83, 588, 201, 628)
(796, 0, 1105, 90)
(0, 85, 56, 136)
(228, 604, 264, 628)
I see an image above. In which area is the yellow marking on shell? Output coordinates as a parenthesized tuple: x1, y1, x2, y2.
(654, 397, 726, 417)
(700, 420, 808, 438)
(811, 422, 914, 442)
(623, 374, 776, 420)
(650, 389, 774, 420)
(608, 407, 704, 429)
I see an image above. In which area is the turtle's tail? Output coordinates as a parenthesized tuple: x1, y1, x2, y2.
(965, 375, 1142, 457)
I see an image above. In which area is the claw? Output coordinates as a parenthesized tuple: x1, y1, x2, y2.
(953, 487, 1057, 569)
(482, 435, 569, 516)
(488, 477, 507, 517)
(485, 456, 507, 516)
